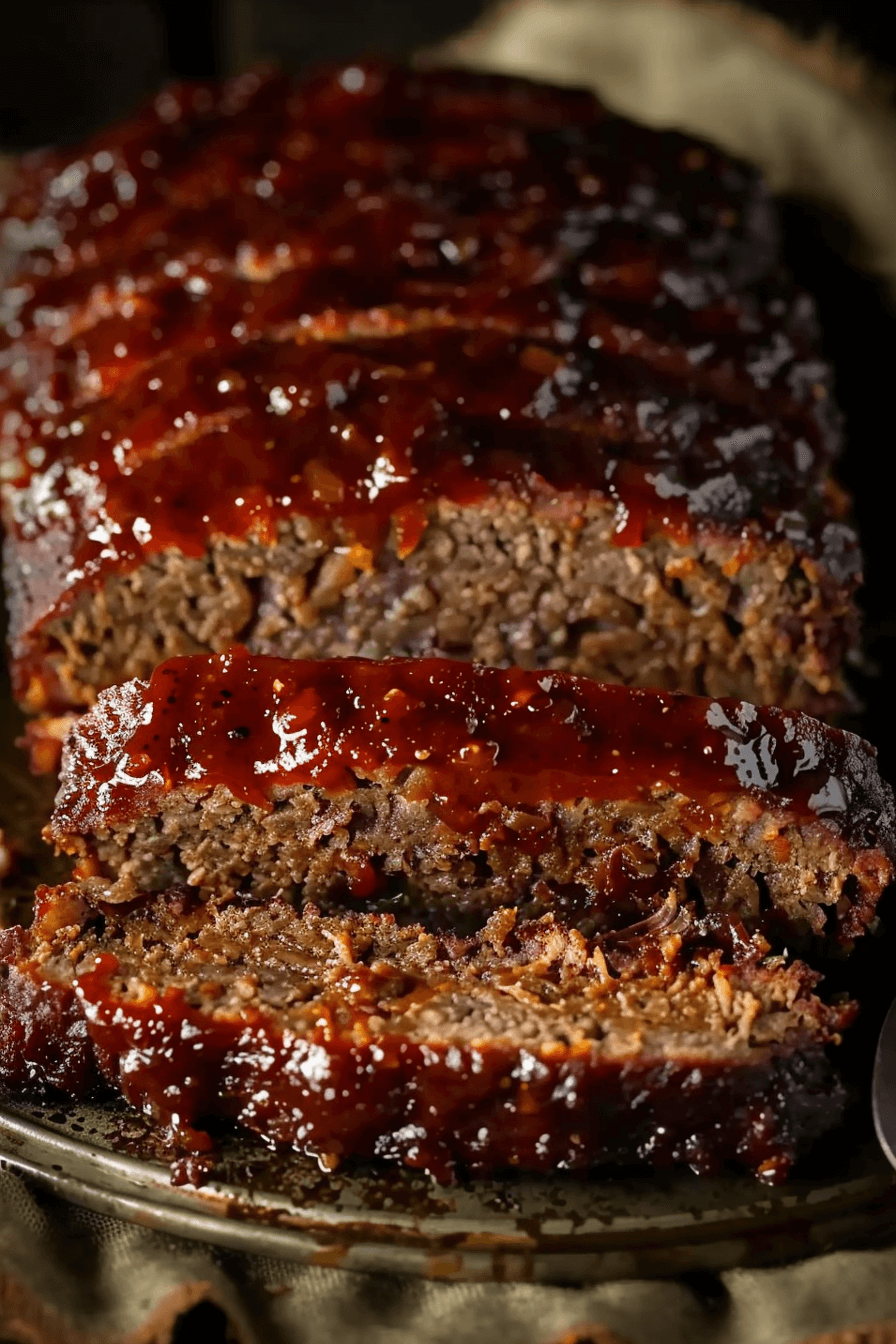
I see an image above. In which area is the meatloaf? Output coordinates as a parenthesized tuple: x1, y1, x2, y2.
(47, 651, 896, 942)
(0, 881, 855, 1183)
(0, 62, 857, 715)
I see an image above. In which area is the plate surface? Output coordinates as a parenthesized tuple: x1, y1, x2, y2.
(1, 1092, 896, 1282)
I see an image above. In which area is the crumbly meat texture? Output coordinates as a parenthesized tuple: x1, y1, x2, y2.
(0, 64, 859, 715)
(46, 654, 896, 941)
(0, 884, 855, 1182)
(55, 778, 891, 942)
(7, 498, 857, 716)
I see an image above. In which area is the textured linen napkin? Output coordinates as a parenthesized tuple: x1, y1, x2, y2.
(4, 2, 896, 1339)
(3, 1171, 896, 1343)
(3, 1166, 896, 1344)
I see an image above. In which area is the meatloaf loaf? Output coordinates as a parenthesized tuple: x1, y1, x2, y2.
(0, 881, 855, 1183)
(47, 651, 896, 943)
(0, 62, 857, 715)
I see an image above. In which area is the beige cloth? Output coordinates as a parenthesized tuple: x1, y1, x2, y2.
(4, 3, 896, 1340)
(2, 1168, 896, 1344)
(433, 0, 896, 294)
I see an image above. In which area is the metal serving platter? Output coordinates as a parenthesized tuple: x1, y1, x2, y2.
(1, 674, 896, 1283)
(2, 1092, 896, 1282)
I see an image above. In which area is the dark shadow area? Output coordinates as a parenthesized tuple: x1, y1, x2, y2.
(157, 0, 223, 78)
(746, 0, 896, 73)
(678, 1270, 731, 1314)
(778, 196, 896, 1119)
(780, 198, 896, 775)
(0, 1, 488, 150)
(171, 1301, 239, 1344)
(0, 2, 168, 150)
(242, 0, 484, 71)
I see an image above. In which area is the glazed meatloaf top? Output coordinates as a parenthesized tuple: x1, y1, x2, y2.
(0, 63, 855, 698)
(51, 650, 893, 842)
(47, 652, 896, 941)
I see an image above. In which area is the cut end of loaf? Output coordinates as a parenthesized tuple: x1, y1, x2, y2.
(6, 497, 860, 718)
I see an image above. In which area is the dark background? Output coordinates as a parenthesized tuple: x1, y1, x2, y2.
(0, 0, 486, 149)
(2, 0, 895, 151)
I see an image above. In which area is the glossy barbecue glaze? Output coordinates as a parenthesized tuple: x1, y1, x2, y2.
(51, 650, 896, 855)
(0, 63, 854, 678)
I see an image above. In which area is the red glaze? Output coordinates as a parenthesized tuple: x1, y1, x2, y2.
(4, 326, 851, 637)
(51, 650, 896, 856)
(0, 64, 854, 661)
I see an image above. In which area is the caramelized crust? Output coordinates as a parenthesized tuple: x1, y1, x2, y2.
(0, 883, 855, 1183)
(0, 64, 858, 712)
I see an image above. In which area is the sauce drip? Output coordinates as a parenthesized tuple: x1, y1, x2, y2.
(0, 888, 856, 1184)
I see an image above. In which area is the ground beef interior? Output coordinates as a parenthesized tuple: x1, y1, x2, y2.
(55, 776, 891, 944)
(8, 497, 857, 716)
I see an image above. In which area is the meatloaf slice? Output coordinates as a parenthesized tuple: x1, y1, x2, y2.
(0, 63, 857, 715)
(46, 651, 896, 943)
(0, 882, 855, 1183)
